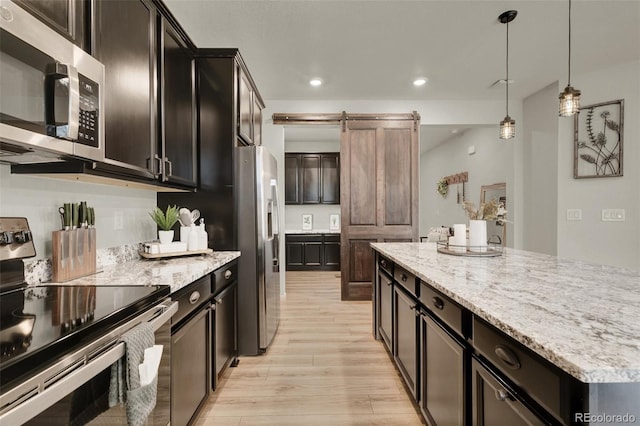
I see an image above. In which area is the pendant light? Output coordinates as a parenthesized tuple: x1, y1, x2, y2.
(499, 10, 517, 140)
(559, 0, 581, 116)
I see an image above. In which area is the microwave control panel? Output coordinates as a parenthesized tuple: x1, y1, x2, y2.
(78, 74, 99, 148)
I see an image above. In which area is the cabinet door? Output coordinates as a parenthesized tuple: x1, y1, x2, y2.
(301, 154, 321, 204)
(172, 307, 210, 426)
(471, 358, 547, 426)
(15, 0, 86, 49)
(161, 20, 197, 187)
(378, 270, 393, 351)
(320, 154, 340, 204)
(322, 236, 340, 268)
(93, 0, 156, 178)
(303, 241, 322, 266)
(286, 240, 304, 269)
(253, 96, 262, 146)
(238, 67, 253, 144)
(213, 282, 237, 389)
(393, 285, 418, 399)
(421, 314, 466, 426)
(285, 154, 301, 204)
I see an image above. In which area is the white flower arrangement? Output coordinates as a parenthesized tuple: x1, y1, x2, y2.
(436, 178, 449, 197)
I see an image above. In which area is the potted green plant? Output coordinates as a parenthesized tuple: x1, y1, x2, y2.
(149, 205, 179, 244)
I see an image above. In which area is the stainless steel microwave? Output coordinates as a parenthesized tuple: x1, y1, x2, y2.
(0, 0, 105, 164)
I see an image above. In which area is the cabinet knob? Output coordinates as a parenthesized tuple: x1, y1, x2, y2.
(432, 296, 445, 310)
(495, 345, 522, 370)
(224, 270, 232, 280)
(380, 259, 387, 268)
(495, 389, 514, 402)
(189, 291, 201, 305)
(401, 274, 408, 282)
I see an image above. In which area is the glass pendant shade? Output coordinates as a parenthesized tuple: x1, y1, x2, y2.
(499, 116, 515, 139)
(559, 85, 581, 117)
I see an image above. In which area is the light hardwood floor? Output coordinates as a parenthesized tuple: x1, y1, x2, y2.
(194, 271, 424, 425)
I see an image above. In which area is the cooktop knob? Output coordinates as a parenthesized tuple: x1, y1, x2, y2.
(0, 231, 13, 245)
(12, 230, 31, 243)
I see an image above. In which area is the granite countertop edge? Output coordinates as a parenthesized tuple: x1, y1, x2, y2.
(371, 242, 640, 384)
(41, 251, 241, 294)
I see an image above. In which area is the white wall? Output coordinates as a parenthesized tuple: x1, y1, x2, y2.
(420, 127, 515, 247)
(522, 82, 559, 255)
(0, 165, 157, 259)
(556, 60, 640, 270)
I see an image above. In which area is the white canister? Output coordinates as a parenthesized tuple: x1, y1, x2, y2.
(468, 220, 488, 252)
(187, 224, 199, 251)
(180, 226, 191, 244)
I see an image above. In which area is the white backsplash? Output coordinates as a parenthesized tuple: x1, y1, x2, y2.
(0, 165, 158, 260)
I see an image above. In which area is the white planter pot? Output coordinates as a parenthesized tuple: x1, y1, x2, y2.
(468, 220, 487, 252)
(158, 230, 174, 244)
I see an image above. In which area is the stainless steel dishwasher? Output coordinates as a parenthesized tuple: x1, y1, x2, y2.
(171, 275, 212, 426)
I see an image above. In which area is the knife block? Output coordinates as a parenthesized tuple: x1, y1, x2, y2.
(52, 228, 97, 282)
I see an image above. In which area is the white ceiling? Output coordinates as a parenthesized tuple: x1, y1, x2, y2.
(164, 0, 639, 148)
(165, 0, 639, 102)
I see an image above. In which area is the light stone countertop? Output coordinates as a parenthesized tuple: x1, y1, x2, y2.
(284, 229, 340, 234)
(40, 251, 240, 294)
(371, 242, 640, 384)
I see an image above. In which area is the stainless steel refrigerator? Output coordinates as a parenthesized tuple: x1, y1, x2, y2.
(236, 145, 281, 355)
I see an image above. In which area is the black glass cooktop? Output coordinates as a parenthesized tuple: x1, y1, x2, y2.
(0, 284, 170, 390)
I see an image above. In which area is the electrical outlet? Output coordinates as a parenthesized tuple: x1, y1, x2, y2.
(566, 209, 582, 221)
(114, 211, 124, 230)
(602, 209, 625, 222)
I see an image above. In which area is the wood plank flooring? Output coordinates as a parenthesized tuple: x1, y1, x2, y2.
(194, 271, 424, 425)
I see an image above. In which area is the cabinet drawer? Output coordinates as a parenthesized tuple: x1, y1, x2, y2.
(472, 317, 562, 420)
(173, 275, 212, 326)
(286, 234, 323, 243)
(394, 265, 416, 296)
(324, 234, 340, 243)
(420, 283, 463, 336)
(378, 255, 393, 276)
(213, 261, 238, 294)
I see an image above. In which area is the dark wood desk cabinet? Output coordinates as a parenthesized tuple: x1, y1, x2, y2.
(286, 233, 340, 271)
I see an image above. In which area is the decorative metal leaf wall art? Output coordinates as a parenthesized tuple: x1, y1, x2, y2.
(574, 99, 624, 178)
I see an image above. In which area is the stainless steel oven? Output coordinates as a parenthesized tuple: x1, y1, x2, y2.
(0, 0, 105, 164)
(0, 296, 177, 425)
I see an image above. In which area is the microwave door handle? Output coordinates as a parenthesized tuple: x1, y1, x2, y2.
(67, 65, 80, 140)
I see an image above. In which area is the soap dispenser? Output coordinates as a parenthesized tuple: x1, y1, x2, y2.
(198, 218, 208, 250)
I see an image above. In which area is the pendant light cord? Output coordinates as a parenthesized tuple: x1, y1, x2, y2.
(506, 20, 509, 116)
(568, 0, 572, 86)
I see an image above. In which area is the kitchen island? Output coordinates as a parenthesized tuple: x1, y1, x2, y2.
(371, 242, 640, 425)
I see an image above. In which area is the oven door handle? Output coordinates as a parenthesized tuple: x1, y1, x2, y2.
(150, 301, 178, 331)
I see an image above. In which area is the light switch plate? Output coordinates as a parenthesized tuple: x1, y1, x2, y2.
(566, 209, 582, 221)
(602, 209, 625, 222)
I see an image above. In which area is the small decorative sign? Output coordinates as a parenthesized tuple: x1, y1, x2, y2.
(574, 99, 624, 178)
(329, 214, 340, 231)
(302, 214, 313, 230)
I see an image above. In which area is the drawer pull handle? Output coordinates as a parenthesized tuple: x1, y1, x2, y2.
(432, 296, 445, 310)
(401, 274, 408, 282)
(495, 345, 521, 370)
(495, 389, 514, 402)
(189, 291, 201, 305)
(224, 270, 232, 280)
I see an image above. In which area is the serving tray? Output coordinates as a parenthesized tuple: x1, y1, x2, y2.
(436, 241, 503, 257)
(139, 248, 213, 260)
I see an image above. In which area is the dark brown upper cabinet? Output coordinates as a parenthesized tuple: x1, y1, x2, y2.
(159, 17, 197, 187)
(93, 0, 157, 180)
(193, 49, 264, 185)
(285, 153, 340, 205)
(14, 0, 87, 49)
(92, 0, 196, 187)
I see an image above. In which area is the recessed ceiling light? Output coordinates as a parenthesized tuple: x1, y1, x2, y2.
(413, 78, 428, 87)
(309, 78, 323, 87)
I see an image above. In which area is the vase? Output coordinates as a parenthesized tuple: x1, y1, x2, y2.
(468, 220, 487, 252)
(158, 230, 174, 244)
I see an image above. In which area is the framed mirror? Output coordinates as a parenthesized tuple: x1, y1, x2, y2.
(480, 183, 506, 246)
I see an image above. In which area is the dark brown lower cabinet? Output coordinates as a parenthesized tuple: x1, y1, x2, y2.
(393, 285, 418, 399)
(377, 269, 393, 352)
(285, 234, 340, 271)
(212, 281, 237, 390)
(471, 357, 549, 425)
(420, 312, 466, 426)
